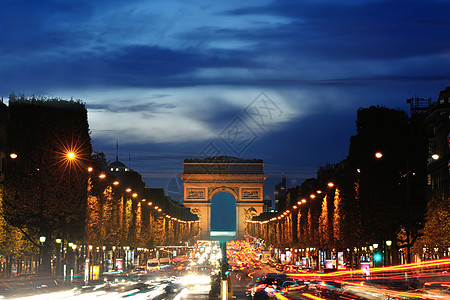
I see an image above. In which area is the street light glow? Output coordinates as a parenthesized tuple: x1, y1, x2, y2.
(10, 153, 18, 159)
(328, 182, 334, 187)
(432, 154, 439, 160)
(375, 152, 383, 159)
(67, 152, 75, 160)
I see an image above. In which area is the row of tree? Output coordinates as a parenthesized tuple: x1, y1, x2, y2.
(0, 94, 199, 275)
(248, 105, 439, 265)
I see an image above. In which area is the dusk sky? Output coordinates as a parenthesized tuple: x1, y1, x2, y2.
(1, 0, 449, 201)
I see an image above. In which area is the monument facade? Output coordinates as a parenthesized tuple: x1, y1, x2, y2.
(181, 156, 266, 239)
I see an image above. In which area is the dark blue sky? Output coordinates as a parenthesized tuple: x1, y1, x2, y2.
(1, 0, 449, 200)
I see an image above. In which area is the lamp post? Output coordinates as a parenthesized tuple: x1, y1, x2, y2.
(39, 236, 46, 274)
(386, 240, 392, 266)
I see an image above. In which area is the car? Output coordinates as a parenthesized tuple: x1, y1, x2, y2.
(258, 273, 287, 284)
(283, 265, 295, 272)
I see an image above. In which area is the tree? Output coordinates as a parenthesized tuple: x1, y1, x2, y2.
(348, 106, 427, 262)
(318, 195, 331, 250)
(415, 197, 450, 256)
(2, 96, 92, 274)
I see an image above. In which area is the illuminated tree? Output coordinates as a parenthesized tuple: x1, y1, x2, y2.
(297, 209, 303, 243)
(318, 195, 331, 250)
(416, 198, 450, 254)
(333, 188, 343, 248)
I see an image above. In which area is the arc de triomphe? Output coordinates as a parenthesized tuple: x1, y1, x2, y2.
(181, 156, 266, 240)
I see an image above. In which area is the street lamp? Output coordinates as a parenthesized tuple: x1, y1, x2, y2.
(375, 152, 383, 159)
(386, 240, 392, 266)
(431, 154, 439, 160)
(10, 153, 18, 159)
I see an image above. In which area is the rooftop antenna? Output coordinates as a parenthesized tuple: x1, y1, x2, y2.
(116, 139, 119, 162)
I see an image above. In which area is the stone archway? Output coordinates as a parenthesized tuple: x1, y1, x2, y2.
(180, 156, 266, 240)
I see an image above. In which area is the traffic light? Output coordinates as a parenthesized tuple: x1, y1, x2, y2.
(374, 253, 382, 263)
(221, 259, 230, 279)
(220, 241, 230, 279)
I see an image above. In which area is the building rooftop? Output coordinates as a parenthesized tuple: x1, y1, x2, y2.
(184, 156, 263, 164)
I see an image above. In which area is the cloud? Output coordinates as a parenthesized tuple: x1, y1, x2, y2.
(82, 86, 297, 145)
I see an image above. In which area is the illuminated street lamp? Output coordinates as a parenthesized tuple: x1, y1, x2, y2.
(432, 154, 439, 160)
(375, 152, 383, 159)
(309, 194, 316, 199)
(327, 182, 334, 188)
(39, 236, 46, 244)
(99, 173, 106, 179)
(386, 240, 392, 266)
(67, 152, 75, 160)
(10, 153, 18, 159)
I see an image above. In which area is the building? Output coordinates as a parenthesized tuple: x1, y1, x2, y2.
(407, 87, 450, 202)
(263, 199, 272, 213)
(274, 174, 286, 212)
(424, 87, 450, 202)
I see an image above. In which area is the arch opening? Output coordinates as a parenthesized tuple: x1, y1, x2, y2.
(210, 192, 236, 242)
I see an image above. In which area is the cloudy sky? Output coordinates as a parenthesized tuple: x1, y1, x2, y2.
(1, 0, 449, 201)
